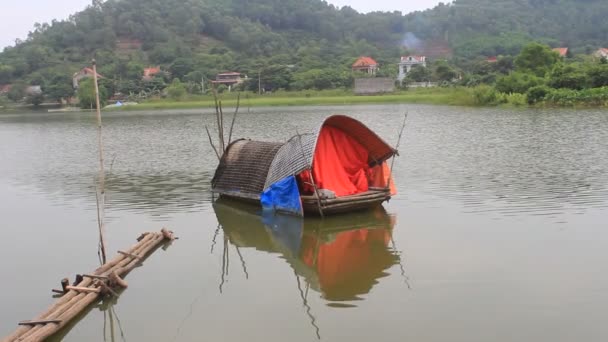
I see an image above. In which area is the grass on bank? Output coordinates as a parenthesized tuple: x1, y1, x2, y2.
(107, 87, 476, 111)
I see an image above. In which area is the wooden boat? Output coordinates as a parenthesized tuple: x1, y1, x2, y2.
(211, 115, 397, 216)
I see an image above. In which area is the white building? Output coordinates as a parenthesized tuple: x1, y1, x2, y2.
(594, 48, 608, 59)
(398, 55, 427, 82)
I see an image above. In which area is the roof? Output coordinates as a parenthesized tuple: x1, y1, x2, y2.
(553, 47, 568, 57)
(74, 67, 104, 79)
(352, 57, 378, 68)
(597, 48, 608, 55)
(217, 72, 241, 76)
(212, 140, 284, 200)
(143, 67, 161, 77)
(486, 56, 498, 63)
(26, 85, 42, 95)
(400, 55, 426, 63)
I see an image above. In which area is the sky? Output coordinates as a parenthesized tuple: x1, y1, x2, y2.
(0, 0, 447, 49)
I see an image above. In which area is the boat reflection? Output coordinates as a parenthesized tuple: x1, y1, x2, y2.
(212, 198, 401, 304)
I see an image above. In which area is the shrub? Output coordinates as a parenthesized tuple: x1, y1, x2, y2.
(495, 72, 543, 94)
(505, 93, 527, 106)
(166, 78, 187, 100)
(526, 85, 551, 104)
(472, 85, 506, 105)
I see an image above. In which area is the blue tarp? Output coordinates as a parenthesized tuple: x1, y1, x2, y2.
(260, 175, 303, 216)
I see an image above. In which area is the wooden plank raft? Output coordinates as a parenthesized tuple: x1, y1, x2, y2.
(2, 228, 176, 342)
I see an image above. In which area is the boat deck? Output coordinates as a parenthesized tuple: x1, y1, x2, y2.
(301, 188, 391, 215)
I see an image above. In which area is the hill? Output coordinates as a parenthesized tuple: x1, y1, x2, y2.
(1, 0, 608, 101)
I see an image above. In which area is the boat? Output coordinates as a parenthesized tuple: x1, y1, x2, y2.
(211, 115, 398, 216)
(211, 115, 397, 216)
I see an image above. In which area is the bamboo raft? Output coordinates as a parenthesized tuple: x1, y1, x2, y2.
(2, 228, 175, 342)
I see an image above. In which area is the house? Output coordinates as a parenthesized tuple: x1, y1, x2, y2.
(553, 47, 569, 57)
(398, 55, 427, 82)
(0, 84, 11, 94)
(486, 56, 498, 63)
(352, 57, 379, 75)
(25, 85, 42, 95)
(212, 72, 245, 91)
(594, 48, 608, 59)
(72, 67, 104, 89)
(143, 66, 162, 81)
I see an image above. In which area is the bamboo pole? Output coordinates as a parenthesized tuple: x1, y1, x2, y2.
(3, 230, 174, 342)
(386, 113, 408, 193)
(92, 59, 108, 265)
(227, 93, 240, 146)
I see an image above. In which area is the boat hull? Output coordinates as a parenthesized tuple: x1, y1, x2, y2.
(215, 188, 391, 216)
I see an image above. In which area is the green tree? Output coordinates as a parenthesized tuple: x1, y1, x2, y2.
(515, 43, 560, 77)
(26, 93, 45, 106)
(0, 64, 15, 83)
(587, 64, 608, 88)
(77, 78, 108, 109)
(7, 82, 26, 102)
(495, 72, 543, 94)
(433, 61, 458, 82)
(170, 57, 195, 80)
(406, 65, 431, 82)
(166, 78, 186, 100)
(44, 74, 74, 103)
(547, 63, 588, 90)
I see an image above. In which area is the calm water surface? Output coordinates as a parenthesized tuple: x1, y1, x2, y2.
(0, 104, 607, 341)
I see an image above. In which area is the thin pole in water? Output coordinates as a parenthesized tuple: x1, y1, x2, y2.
(92, 59, 107, 264)
(387, 113, 408, 193)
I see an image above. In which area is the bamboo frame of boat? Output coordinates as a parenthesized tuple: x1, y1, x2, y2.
(2, 228, 175, 342)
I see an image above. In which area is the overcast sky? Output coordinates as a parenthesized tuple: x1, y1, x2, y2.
(0, 0, 447, 49)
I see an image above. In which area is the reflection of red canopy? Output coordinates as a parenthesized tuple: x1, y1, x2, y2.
(300, 227, 395, 301)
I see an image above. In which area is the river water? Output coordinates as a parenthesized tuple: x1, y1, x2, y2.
(0, 104, 607, 341)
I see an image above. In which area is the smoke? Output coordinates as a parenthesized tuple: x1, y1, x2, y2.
(402, 32, 422, 52)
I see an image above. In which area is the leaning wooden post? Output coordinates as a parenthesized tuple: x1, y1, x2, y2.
(386, 113, 408, 193)
(92, 59, 108, 264)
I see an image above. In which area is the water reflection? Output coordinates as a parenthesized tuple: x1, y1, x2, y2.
(46, 296, 128, 342)
(212, 199, 401, 304)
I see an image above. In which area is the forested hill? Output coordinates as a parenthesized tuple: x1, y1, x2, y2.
(1, 0, 608, 89)
(409, 0, 608, 58)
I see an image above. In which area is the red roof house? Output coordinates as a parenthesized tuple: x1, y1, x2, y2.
(72, 67, 104, 89)
(143, 66, 162, 81)
(352, 57, 379, 75)
(486, 56, 498, 63)
(553, 47, 569, 57)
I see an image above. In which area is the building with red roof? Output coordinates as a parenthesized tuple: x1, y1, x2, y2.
(352, 57, 379, 75)
(143, 66, 162, 81)
(553, 47, 569, 57)
(72, 67, 104, 89)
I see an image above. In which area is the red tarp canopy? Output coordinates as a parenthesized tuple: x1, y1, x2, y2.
(305, 125, 396, 197)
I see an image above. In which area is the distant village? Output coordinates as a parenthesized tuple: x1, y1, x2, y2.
(1, 45, 608, 106)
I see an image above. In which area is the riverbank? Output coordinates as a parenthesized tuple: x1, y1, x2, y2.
(106, 88, 476, 111)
